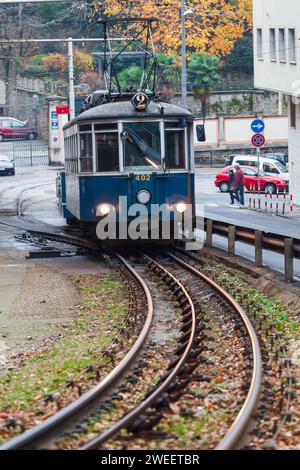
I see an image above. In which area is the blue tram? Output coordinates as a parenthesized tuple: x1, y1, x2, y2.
(58, 98, 198, 242)
(57, 18, 205, 243)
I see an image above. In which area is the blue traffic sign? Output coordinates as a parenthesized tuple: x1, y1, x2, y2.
(251, 119, 265, 133)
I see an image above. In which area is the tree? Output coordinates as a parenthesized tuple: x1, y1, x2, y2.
(0, 1, 97, 99)
(43, 53, 68, 75)
(157, 53, 180, 85)
(74, 50, 95, 76)
(224, 33, 254, 75)
(100, 0, 252, 57)
(156, 53, 180, 100)
(80, 70, 102, 92)
(118, 66, 143, 89)
(187, 53, 220, 115)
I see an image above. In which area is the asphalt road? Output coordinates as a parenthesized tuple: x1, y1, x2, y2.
(195, 168, 300, 238)
(195, 168, 300, 279)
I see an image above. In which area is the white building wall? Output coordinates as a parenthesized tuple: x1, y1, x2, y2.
(254, 0, 300, 204)
(254, 0, 300, 95)
(288, 101, 300, 204)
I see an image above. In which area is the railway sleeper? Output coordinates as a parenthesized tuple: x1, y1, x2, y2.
(178, 361, 200, 377)
(127, 411, 164, 433)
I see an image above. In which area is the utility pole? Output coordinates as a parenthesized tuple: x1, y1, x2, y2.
(181, 0, 187, 108)
(68, 38, 75, 120)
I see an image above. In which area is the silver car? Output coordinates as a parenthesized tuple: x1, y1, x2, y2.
(0, 154, 15, 176)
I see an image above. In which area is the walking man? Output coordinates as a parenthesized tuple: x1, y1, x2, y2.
(234, 163, 245, 207)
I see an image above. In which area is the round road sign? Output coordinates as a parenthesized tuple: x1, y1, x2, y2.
(251, 133, 265, 148)
(251, 119, 265, 133)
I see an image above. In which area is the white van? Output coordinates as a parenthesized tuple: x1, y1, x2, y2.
(230, 155, 289, 178)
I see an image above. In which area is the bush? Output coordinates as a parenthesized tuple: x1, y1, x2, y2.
(118, 66, 143, 89)
(43, 53, 68, 74)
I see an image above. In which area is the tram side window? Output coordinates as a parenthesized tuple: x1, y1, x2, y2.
(96, 133, 119, 172)
(65, 135, 78, 172)
(165, 130, 185, 169)
(79, 134, 93, 172)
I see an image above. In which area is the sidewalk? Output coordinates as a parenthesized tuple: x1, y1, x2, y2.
(246, 203, 300, 219)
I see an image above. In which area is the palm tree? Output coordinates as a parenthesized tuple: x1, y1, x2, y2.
(156, 53, 180, 101)
(187, 53, 220, 116)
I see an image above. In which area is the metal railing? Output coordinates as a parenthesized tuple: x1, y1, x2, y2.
(201, 217, 299, 282)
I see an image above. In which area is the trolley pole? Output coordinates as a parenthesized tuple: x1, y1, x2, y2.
(68, 37, 75, 120)
(181, 0, 187, 108)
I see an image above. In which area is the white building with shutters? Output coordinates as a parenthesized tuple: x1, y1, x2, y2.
(253, 0, 300, 204)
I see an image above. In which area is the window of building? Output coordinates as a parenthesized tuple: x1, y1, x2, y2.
(269, 28, 276, 60)
(79, 133, 93, 172)
(257, 28, 263, 59)
(288, 29, 296, 63)
(96, 133, 119, 172)
(290, 98, 296, 129)
(279, 29, 286, 61)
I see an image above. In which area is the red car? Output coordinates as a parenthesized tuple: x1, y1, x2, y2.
(0, 117, 36, 142)
(215, 166, 289, 194)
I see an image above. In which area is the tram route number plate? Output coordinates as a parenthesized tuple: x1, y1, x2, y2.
(135, 175, 151, 181)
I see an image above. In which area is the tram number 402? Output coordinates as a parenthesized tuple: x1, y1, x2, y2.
(135, 175, 151, 181)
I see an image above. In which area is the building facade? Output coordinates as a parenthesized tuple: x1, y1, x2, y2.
(253, 0, 300, 204)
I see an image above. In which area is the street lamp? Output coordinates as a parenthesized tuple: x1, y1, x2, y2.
(181, 1, 193, 108)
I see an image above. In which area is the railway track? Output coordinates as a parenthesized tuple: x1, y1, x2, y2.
(0, 180, 264, 450)
(0, 253, 154, 450)
(77, 251, 262, 450)
(0, 237, 262, 450)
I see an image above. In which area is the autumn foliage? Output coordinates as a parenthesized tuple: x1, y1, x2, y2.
(43, 53, 68, 74)
(100, 0, 252, 57)
(43, 50, 95, 75)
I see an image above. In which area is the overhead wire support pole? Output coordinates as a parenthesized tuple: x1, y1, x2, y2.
(68, 37, 75, 120)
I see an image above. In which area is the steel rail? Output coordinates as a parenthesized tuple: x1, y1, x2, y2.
(0, 253, 153, 450)
(167, 251, 262, 450)
(80, 254, 197, 450)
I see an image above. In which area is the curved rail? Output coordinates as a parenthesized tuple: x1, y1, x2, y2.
(0, 253, 153, 450)
(80, 254, 197, 450)
(168, 251, 262, 450)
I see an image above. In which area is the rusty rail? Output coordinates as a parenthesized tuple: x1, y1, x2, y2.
(0, 253, 154, 450)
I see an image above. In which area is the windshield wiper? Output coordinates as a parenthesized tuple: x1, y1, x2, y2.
(126, 129, 161, 169)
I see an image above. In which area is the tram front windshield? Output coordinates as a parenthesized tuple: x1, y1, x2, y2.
(123, 123, 162, 171)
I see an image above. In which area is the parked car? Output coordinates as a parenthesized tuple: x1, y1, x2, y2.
(215, 166, 289, 194)
(227, 154, 289, 178)
(225, 152, 289, 167)
(0, 117, 36, 141)
(264, 152, 288, 166)
(0, 154, 15, 176)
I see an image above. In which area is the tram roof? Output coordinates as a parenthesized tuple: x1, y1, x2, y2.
(64, 101, 193, 130)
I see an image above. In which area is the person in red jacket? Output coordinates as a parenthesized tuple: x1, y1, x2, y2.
(234, 163, 245, 206)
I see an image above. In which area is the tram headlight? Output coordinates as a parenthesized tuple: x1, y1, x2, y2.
(96, 203, 114, 216)
(175, 202, 187, 213)
(136, 189, 151, 205)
